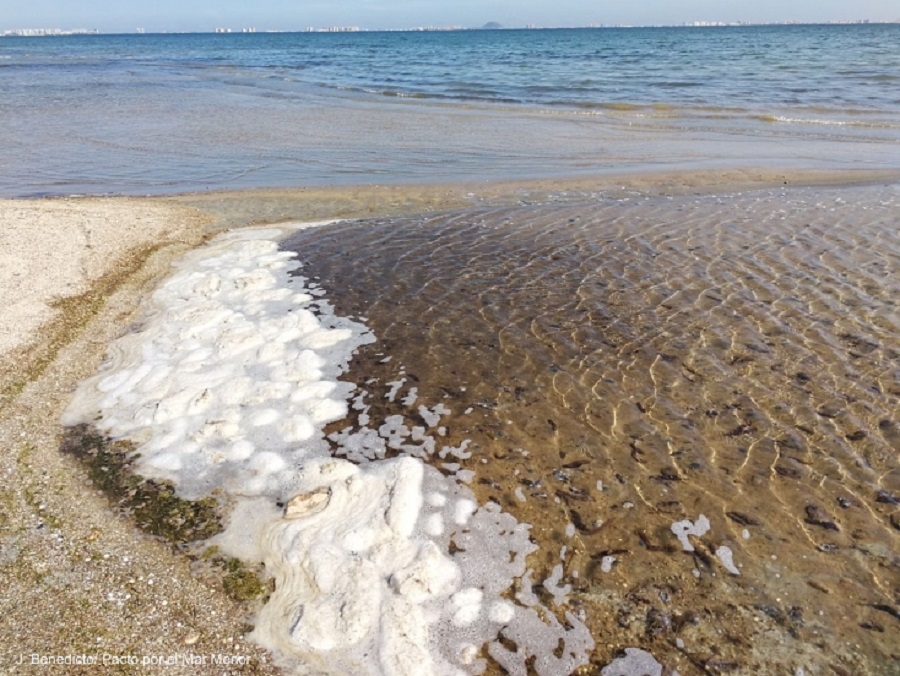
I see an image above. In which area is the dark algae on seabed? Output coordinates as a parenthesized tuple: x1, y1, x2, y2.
(61, 425, 270, 604)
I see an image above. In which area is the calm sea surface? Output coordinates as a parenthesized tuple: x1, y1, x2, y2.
(2, 25, 899, 196)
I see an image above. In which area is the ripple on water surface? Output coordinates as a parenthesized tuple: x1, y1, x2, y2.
(283, 183, 900, 674)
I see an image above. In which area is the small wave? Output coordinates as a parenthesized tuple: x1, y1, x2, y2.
(332, 83, 522, 105)
(758, 114, 900, 129)
(866, 73, 900, 83)
(656, 81, 704, 88)
(583, 101, 643, 111)
(379, 89, 429, 99)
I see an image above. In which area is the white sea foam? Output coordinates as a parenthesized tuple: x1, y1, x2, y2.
(63, 225, 594, 675)
(670, 514, 710, 552)
(715, 545, 741, 575)
(543, 564, 571, 606)
(601, 647, 671, 676)
(767, 115, 897, 129)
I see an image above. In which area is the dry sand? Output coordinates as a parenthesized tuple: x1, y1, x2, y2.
(0, 197, 280, 674)
(0, 168, 896, 674)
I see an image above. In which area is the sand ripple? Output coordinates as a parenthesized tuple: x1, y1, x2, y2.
(283, 183, 899, 674)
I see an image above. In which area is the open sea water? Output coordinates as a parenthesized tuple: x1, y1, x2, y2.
(1, 24, 900, 196)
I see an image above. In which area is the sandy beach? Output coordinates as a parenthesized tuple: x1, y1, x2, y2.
(0, 197, 284, 674)
(1, 168, 897, 674)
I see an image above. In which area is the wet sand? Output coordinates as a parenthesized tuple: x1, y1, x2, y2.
(1, 170, 898, 674)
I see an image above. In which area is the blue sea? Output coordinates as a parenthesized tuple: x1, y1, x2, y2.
(2, 25, 899, 196)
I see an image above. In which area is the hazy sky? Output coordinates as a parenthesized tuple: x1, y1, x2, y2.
(2, 0, 898, 32)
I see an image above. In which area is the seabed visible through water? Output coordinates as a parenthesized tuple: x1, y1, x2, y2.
(282, 181, 900, 674)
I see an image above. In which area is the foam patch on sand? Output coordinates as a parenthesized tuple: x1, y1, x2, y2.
(63, 225, 594, 675)
(65, 226, 365, 501)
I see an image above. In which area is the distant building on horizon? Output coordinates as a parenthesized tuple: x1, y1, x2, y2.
(1, 27, 98, 36)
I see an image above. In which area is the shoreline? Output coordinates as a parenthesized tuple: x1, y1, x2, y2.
(170, 166, 900, 230)
(1, 167, 898, 674)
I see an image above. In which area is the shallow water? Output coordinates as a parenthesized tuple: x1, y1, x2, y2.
(282, 182, 900, 674)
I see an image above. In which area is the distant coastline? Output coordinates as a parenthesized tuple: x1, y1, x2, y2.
(3, 20, 898, 37)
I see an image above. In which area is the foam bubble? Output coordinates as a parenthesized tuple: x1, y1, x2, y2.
(489, 600, 516, 624)
(425, 513, 444, 536)
(670, 514, 711, 552)
(715, 545, 741, 575)
(601, 647, 666, 676)
(427, 492, 447, 508)
(451, 588, 483, 627)
(454, 499, 477, 525)
(543, 564, 571, 606)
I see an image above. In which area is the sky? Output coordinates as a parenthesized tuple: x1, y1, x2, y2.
(2, 0, 898, 32)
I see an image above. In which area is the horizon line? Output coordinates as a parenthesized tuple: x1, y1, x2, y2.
(3, 19, 899, 37)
